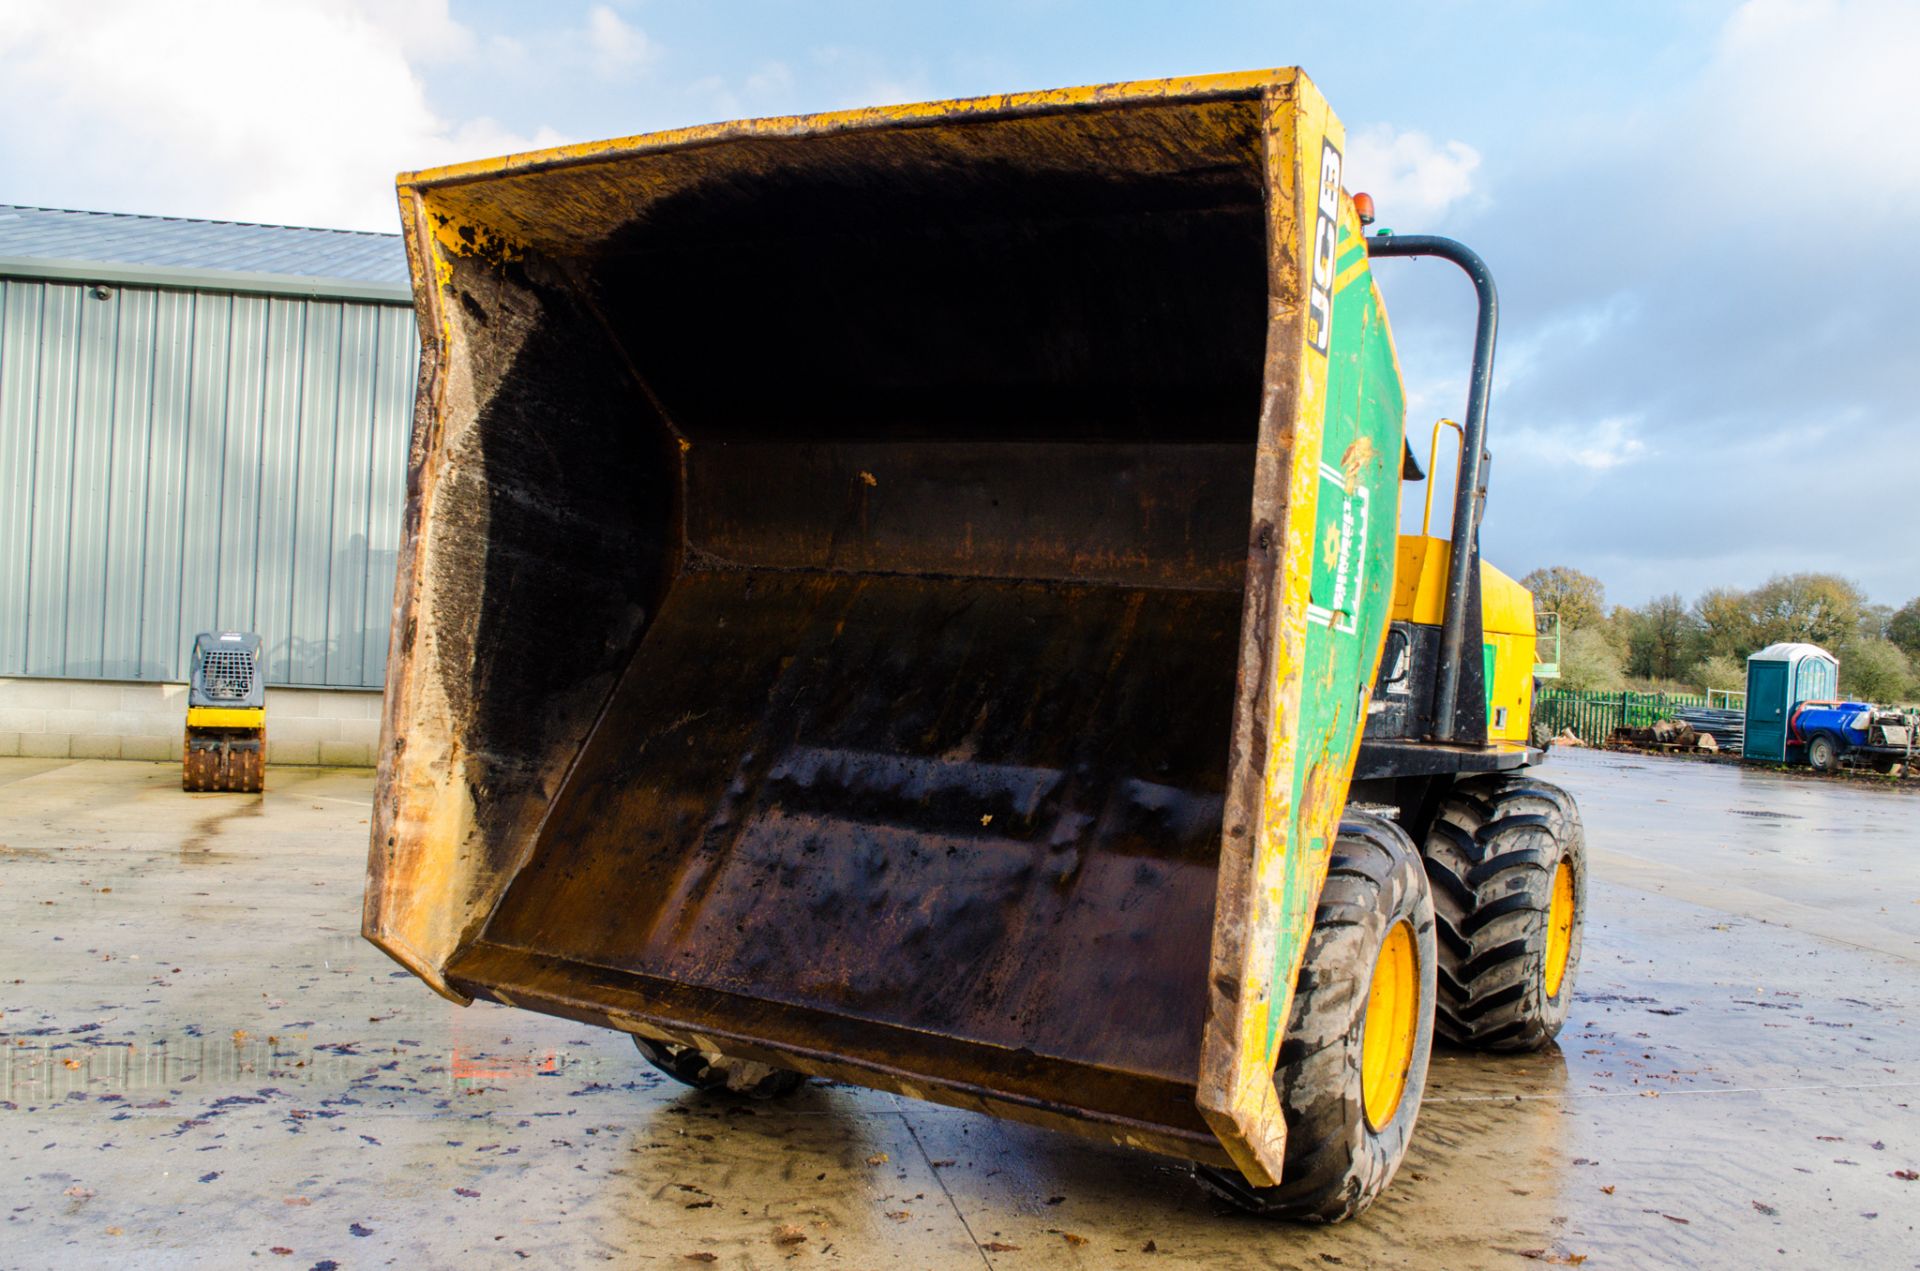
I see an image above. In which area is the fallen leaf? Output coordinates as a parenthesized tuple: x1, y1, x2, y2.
(775, 1224, 808, 1245)
(1663, 1214, 1690, 1225)
(105, 1226, 123, 1236)
(929, 1159, 955, 1168)
(454, 1187, 480, 1198)
(1600, 1186, 1615, 1195)
(1143, 1239, 1159, 1253)
(64, 1185, 95, 1200)
(685, 1200, 714, 1210)
(866, 1153, 889, 1167)
(1753, 1201, 1779, 1215)
(269, 1248, 293, 1256)
(62, 1058, 81, 1070)
(684, 1256, 718, 1265)
(981, 1242, 1021, 1252)
(886, 1210, 910, 1221)
(283, 1196, 311, 1207)
(1893, 1170, 1918, 1181)
(232, 1030, 249, 1045)
(1061, 1232, 1087, 1247)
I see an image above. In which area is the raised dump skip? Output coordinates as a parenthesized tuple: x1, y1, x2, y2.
(366, 70, 1406, 1183)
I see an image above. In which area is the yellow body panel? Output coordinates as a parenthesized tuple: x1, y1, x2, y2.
(1197, 68, 1352, 1188)
(1389, 535, 1536, 743)
(185, 706, 265, 729)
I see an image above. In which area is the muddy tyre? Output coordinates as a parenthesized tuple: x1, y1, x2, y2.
(1422, 773, 1584, 1052)
(1197, 812, 1437, 1223)
(1806, 733, 1841, 773)
(634, 1037, 807, 1099)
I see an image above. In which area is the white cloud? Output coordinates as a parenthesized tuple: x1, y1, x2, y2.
(586, 4, 652, 77)
(1494, 294, 1640, 398)
(1508, 415, 1649, 474)
(1684, 0, 1920, 219)
(0, 0, 570, 231)
(689, 60, 795, 121)
(1345, 125, 1482, 227)
(808, 47, 931, 111)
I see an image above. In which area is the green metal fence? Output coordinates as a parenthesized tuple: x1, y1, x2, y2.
(1534, 689, 1709, 747)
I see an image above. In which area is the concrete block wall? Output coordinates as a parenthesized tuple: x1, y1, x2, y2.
(0, 678, 381, 767)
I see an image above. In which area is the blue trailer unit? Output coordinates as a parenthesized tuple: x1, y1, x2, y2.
(1790, 701, 1916, 773)
(1743, 642, 1838, 762)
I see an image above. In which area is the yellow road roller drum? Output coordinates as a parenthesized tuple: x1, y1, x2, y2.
(182, 631, 265, 794)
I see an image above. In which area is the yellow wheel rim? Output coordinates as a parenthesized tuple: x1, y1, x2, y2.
(1544, 859, 1575, 999)
(1361, 920, 1419, 1133)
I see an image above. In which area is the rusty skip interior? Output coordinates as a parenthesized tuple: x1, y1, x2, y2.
(380, 91, 1296, 1158)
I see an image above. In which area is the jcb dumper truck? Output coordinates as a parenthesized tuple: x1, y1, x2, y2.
(365, 68, 1586, 1221)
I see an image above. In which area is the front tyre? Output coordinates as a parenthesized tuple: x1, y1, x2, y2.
(1197, 812, 1437, 1222)
(1422, 773, 1586, 1051)
(634, 1036, 807, 1100)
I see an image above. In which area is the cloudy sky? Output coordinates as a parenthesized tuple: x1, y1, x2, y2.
(2, 0, 1913, 608)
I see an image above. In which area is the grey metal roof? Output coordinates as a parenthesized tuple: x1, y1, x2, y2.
(0, 204, 410, 303)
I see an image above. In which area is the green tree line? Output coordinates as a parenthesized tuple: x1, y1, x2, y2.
(1523, 567, 1920, 704)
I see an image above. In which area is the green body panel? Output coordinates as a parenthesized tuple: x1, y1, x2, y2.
(1265, 218, 1406, 1046)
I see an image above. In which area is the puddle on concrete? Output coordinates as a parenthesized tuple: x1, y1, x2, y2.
(2, 751, 1917, 1267)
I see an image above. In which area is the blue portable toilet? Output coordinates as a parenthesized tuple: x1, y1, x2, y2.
(1743, 642, 1839, 761)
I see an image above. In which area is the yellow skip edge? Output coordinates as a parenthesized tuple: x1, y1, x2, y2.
(397, 68, 1295, 191)
(186, 707, 265, 728)
(1193, 69, 1343, 1192)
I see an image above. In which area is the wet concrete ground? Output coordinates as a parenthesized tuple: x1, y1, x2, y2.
(2, 749, 1916, 1269)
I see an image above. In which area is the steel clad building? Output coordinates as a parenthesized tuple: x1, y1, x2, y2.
(0, 204, 418, 764)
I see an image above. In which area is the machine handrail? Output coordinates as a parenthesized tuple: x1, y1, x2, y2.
(1365, 234, 1499, 744)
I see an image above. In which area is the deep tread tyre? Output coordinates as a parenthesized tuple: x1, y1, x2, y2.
(1197, 812, 1437, 1223)
(1422, 772, 1585, 1052)
(634, 1037, 806, 1100)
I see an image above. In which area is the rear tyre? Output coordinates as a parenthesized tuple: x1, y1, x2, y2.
(1422, 773, 1585, 1051)
(633, 1036, 807, 1100)
(1197, 812, 1437, 1223)
(1806, 733, 1841, 773)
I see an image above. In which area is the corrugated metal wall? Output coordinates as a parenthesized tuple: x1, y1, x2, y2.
(0, 277, 417, 689)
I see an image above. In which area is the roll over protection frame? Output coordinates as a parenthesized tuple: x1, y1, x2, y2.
(1363, 234, 1498, 744)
